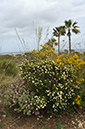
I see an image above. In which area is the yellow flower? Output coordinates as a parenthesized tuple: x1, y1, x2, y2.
(74, 95, 81, 105)
(40, 45, 48, 49)
(67, 58, 73, 64)
(79, 78, 84, 82)
(73, 75, 77, 78)
(76, 100, 80, 105)
(31, 49, 37, 54)
(73, 54, 78, 59)
(76, 81, 80, 84)
(40, 51, 45, 55)
(61, 63, 64, 67)
(55, 57, 61, 63)
(75, 98, 78, 102)
(60, 54, 65, 61)
(28, 51, 30, 53)
(72, 102, 75, 105)
(76, 78, 84, 84)
(80, 106, 82, 109)
(77, 95, 80, 98)
(49, 49, 55, 54)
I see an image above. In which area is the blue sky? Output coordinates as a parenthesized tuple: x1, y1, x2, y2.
(0, 0, 85, 53)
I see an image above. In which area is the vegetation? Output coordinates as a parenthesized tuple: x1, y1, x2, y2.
(53, 19, 80, 55)
(0, 46, 85, 115)
(53, 26, 66, 56)
(0, 50, 85, 128)
(45, 38, 57, 48)
(0, 19, 85, 129)
(0, 55, 18, 79)
(64, 19, 80, 53)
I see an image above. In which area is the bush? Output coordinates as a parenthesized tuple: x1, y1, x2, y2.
(19, 55, 83, 113)
(5, 62, 17, 76)
(0, 59, 18, 77)
(2, 46, 85, 116)
(4, 78, 40, 115)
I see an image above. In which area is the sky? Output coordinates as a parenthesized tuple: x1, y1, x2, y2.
(0, 0, 85, 53)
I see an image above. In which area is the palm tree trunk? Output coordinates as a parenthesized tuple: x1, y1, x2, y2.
(68, 29, 71, 53)
(58, 36, 60, 56)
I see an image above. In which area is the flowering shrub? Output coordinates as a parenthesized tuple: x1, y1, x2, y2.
(18, 55, 81, 114)
(4, 78, 40, 115)
(3, 45, 85, 116)
(55, 53, 85, 84)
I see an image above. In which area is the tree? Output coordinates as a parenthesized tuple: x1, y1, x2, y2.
(64, 19, 80, 53)
(45, 37, 57, 48)
(53, 26, 66, 56)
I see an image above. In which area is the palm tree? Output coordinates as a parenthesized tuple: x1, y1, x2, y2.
(45, 38, 57, 48)
(53, 26, 66, 56)
(64, 19, 80, 53)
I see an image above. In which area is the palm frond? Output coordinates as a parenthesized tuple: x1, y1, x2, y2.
(72, 22, 78, 27)
(64, 20, 68, 27)
(53, 26, 66, 37)
(53, 29, 59, 37)
(72, 29, 80, 34)
(64, 19, 72, 28)
(73, 26, 80, 29)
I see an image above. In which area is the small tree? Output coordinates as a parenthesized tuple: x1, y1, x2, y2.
(45, 38, 57, 48)
(64, 19, 80, 53)
(53, 26, 65, 56)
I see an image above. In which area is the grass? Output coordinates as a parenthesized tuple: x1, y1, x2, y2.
(0, 52, 85, 129)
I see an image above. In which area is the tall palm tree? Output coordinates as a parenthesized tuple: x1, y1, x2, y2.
(64, 19, 80, 53)
(53, 26, 66, 56)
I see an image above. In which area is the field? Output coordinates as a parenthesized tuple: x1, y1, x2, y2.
(0, 52, 85, 129)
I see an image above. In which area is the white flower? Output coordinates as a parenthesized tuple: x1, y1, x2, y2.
(52, 92, 55, 96)
(54, 109, 57, 112)
(32, 81, 34, 83)
(46, 90, 49, 92)
(36, 108, 38, 110)
(59, 95, 62, 99)
(60, 91, 63, 94)
(52, 104, 55, 108)
(57, 92, 59, 95)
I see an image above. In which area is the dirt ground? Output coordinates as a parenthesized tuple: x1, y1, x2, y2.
(0, 103, 85, 129)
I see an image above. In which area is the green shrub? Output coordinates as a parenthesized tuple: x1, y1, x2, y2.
(0, 59, 18, 77)
(5, 62, 17, 76)
(18, 57, 80, 114)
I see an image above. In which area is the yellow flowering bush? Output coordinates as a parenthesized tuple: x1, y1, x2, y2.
(36, 45, 57, 60)
(67, 54, 85, 70)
